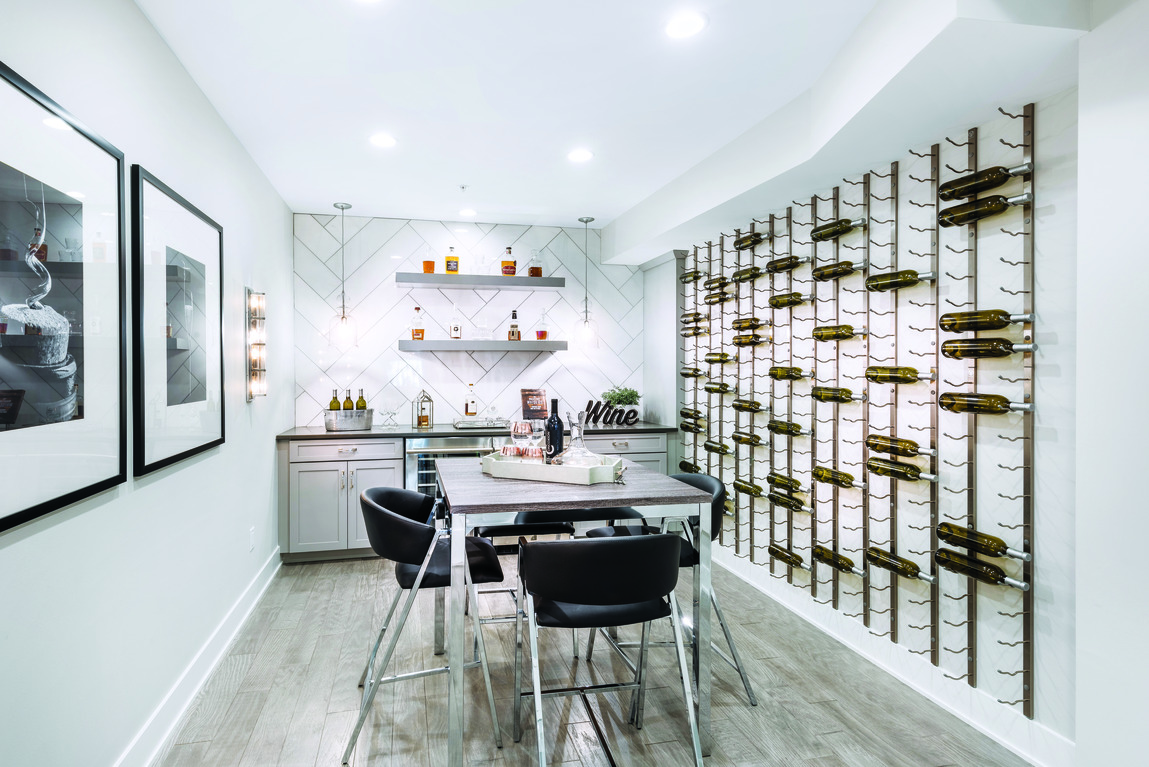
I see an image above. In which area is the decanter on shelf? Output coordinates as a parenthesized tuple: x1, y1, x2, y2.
(550, 410, 601, 467)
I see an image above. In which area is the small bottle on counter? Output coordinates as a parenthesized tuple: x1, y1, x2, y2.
(342, 390, 354, 410)
(464, 384, 478, 417)
(448, 305, 463, 339)
(355, 389, 367, 410)
(329, 389, 340, 411)
(501, 246, 516, 276)
(445, 246, 460, 274)
(507, 310, 521, 341)
(410, 307, 425, 340)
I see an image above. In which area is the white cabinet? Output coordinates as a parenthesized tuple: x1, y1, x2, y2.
(584, 433, 668, 474)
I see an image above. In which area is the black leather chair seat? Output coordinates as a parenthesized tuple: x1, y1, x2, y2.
(585, 524, 698, 567)
(532, 595, 672, 629)
(394, 535, 504, 590)
(475, 521, 576, 538)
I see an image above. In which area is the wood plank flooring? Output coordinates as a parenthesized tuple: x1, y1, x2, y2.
(153, 558, 1032, 766)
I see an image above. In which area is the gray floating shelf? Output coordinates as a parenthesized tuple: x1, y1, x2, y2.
(398, 340, 567, 352)
(167, 337, 190, 352)
(395, 272, 565, 291)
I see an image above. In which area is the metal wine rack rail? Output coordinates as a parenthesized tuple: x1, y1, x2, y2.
(676, 103, 1036, 719)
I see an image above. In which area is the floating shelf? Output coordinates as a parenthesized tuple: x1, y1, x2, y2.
(167, 337, 190, 352)
(398, 340, 567, 352)
(0, 260, 85, 277)
(395, 272, 565, 291)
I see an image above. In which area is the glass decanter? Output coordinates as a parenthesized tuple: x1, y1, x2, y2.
(551, 410, 601, 467)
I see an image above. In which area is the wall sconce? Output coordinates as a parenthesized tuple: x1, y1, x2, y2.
(246, 288, 267, 401)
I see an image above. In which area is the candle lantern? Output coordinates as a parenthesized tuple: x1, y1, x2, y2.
(412, 389, 434, 429)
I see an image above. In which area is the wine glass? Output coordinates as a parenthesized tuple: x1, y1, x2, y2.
(529, 419, 546, 448)
(510, 420, 532, 448)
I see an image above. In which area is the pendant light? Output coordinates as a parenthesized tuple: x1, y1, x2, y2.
(577, 216, 597, 346)
(329, 202, 358, 350)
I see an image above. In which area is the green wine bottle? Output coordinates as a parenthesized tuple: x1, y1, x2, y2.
(938, 392, 1034, 414)
(329, 389, 341, 411)
(865, 457, 937, 483)
(731, 266, 765, 283)
(811, 386, 863, 404)
(705, 352, 735, 364)
(679, 407, 704, 420)
(812, 545, 865, 577)
(680, 269, 702, 283)
(812, 465, 865, 490)
(703, 291, 733, 305)
(703, 381, 732, 394)
(865, 270, 936, 292)
(733, 479, 764, 497)
(934, 548, 1028, 591)
(764, 255, 810, 274)
(679, 459, 702, 473)
(865, 434, 935, 458)
(731, 398, 764, 413)
(938, 163, 1032, 201)
(812, 259, 866, 282)
(731, 316, 767, 331)
(865, 547, 936, 583)
(767, 491, 810, 512)
(732, 333, 768, 347)
(940, 338, 1037, 359)
(768, 292, 813, 309)
(811, 217, 865, 242)
(865, 366, 932, 384)
(703, 439, 731, 455)
(680, 311, 706, 324)
(813, 324, 862, 342)
(703, 276, 731, 291)
(938, 192, 1032, 228)
(680, 326, 709, 337)
(767, 419, 807, 437)
(768, 544, 808, 569)
(733, 231, 768, 250)
(936, 523, 1031, 562)
(680, 421, 705, 434)
(768, 366, 810, 381)
(939, 310, 1034, 332)
(767, 472, 803, 493)
(731, 431, 761, 446)
(680, 367, 705, 378)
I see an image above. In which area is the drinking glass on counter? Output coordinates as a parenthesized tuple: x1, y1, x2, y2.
(511, 420, 532, 448)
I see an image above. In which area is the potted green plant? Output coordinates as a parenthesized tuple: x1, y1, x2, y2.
(602, 385, 641, 421)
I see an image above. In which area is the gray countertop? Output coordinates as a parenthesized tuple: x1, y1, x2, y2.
(276, 420, 676, 441)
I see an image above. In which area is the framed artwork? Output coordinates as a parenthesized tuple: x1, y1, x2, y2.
(0, 60, 127, 534)
(131, 165, 224, 475)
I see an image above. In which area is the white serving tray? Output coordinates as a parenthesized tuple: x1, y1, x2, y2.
(481, 452, 622, 485)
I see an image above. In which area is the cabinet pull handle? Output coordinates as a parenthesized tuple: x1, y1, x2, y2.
(612, 441, 629, 448)
(349, 470, 355, 490)
(340, 470, 346, 490)
(337, 447, 358, 454)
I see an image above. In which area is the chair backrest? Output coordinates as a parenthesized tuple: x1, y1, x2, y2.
(519, 534, 681, 606)
(360, 487, 437, 565)
(670, 472, 725, 542)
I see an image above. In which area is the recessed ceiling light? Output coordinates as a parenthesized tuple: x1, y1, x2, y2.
(369, 132, 397, 148)
(567, 148, 594, 163)
(459, 208, 476, 218)
(65, 191, 85, 200)
(666, 10, 707, 38)
(43, 116, 70, 130)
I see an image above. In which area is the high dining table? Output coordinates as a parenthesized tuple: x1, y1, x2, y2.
(435, 456, 716, 765)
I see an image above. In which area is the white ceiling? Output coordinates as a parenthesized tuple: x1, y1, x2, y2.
(133, 0, 877, 228)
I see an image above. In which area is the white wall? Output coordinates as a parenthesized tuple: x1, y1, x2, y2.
(0, 2, 294, 766)
(1075, 0, 1149, 762)
(641, 256, 680, 465)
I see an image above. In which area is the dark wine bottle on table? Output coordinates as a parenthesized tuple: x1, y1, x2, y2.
(941, 338, 1037, 359)
(934, 548, 1028, 590)
(938, 193, 1032, 228)
(545, 399, 563, 464)
(938, 392, 1034, 414)
(812, 260, 866, 282)
(939, 309, 1034, 332)
(865, 270, 936, 292)
(813, 324, 862, 341)
(811, 218, 865, 242)
(937, 522, 1031, 561)
(865, 547, 935, 583)
(938, 163, 1032, 201)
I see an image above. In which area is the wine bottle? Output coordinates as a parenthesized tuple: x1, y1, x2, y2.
(811, 386, 863, 404)
(680, 269, 702, 283)
(343, 390, 354, 410)
(733, 479, 764, 497)
(703, 381, 732, 394)
(544, 399, 563, 463)
(935, 548, 1028, 591)
(767, 472, 803, 493)
(813, 324, 863, 342)
(767, 544, 808, 569)
(938, 392, 1034, 414)
(812, 545, 865, 577)
(938, 192, 1032, 228)
(679, 459, 702, 473)
(732, 333, 768, 347)
(865, 434, 935, 458)
(865, 366, 933, 384)
(703, 439, 731, 455)
(768, 366, 810, 381)
(680, 406, 703, 420)
(731, 317, 767, 331)
(703, 291, 733, 305)
(356, 389, 367, 410)
(938, 162, 1033, 201)
(731, 431, 762, 446)
(733, 231, 768, 250)
(680, 421, 705, 434)
(812, 259, 866, 282)
(731, 398, 764, 413)
(680, 367, 706, 378)
(764, 255, 810, 274)
(329, 389, 341, 411)
(939, 310, 1034, 333)
(731, 266, 765, 283)
(865, 457, 937, 483)
(767, 419, 807, 437)
(937, 522, 1031, 562)
(865, 547, 936, 583)
(680, 326, 709, 337)
(811, 217, 865, 242)
(812, 466, 865, 490)
(681, 311, 706, 324)
(768, 292, 813, 309)
(940, 338, 1037, 359)
(703, 276, 730, 291)
(767, 491, 810, 512)
(865, 270, 936, 292)
(705, 352, 735, 364)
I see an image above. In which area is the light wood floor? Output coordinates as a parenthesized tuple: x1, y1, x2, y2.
(153, 557, 1032, 766)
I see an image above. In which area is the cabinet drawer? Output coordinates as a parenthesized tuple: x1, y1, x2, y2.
(584, 433, 667, 454)
(289, 439, 402, 463)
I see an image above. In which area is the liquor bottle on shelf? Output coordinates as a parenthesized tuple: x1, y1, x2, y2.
(527, 249, 543, 277)
(811, 217, 865, 242)
(501, 246, 516, 275)
(768, 292, 814, 309)
(506, 310, 521, 341)
(703, 439, 731, 455)
(938, 162, 1033, 201)
(732, 266, 765, 283)
(764, 255, 810, 274)
(680, 406, 704, 420)
(812, 545, 866, 577)
(355, 389, 367, 410)
(681, 311, 706, 324)
(703, 381, 732, 394)
(535, 309, 550, 340)
(732, 333, 768, 347)
(329, 389, 341, 411)
(768, 544, 809, 569)
(680, 269, 703, 283)
(937, 523, 1032, 562)
(544, 399, 563, 463)
(768, 366, 810, 381)
(680, 421, 705, 434)
(865, 366, 933, 384)
(446, 304, 464, 339)
(703, 291, 734, 305)
(445, 246, 460, 274)
(464, 384, 478, 417)
(865, 270, 937, 292)
(938, 392, 1034, 414)
(342, 390, 354, 410)
(767, 472, 803, 493)
(409, 307, 425, 340)
(865, 434, 935, 458)
(767, 419, 808, 437)
(812, 259, 867, 282)
(731, 398, 765, 413)
(681, 326, 709, 337)
(705, 351, 736, 364)
(812, 466, 865, 490)
(865, 547, 936, 583)
(733, 231, 768, 250)
(731, 431, 762, 446)
(733, 479, 764, 497)
(767, 491, 810, 512)
(938, 192, 1032, 228)
(813, 324, 864, 341)
(703, 276, 731, 291)
(680, 367, 706, 378)
(935, 548, 1029, 591)
(940, 338, 1037, 359)
(865, 457, 937, 483)
(939, 309, 1035, 332)
(811, 386, 864, 404)
(679, 459, 702, 473)
(731, 317, 768, 331)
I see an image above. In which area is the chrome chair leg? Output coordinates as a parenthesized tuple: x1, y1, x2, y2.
(467, 569, 503, 748)
(711, 588, 758, 706)
(586, 627, 597, 660)
(572, 628, 579, 659)
(669, 592, 704, 767)
(358, 585, 403, 689)
(512, 575, 525, 742)
(629, 621, 650, 727)
(525, 595, 546, 767)
(434, 586, 445, 655)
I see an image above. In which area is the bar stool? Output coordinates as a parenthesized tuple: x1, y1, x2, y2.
(513, 534, 703, 767)
(584, 472, 759, 706)
(342, 487, 505, 766)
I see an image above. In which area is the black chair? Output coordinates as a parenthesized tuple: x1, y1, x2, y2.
(513, 535, 703, 766)
(584, 472, 758, 706)
(342, 487, 505, 766)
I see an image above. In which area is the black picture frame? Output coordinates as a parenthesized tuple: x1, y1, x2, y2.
(131, 165, 224, 475)
(0, 60, 127, 534)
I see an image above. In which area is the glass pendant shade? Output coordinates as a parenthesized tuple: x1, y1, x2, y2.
(329, 311, 358, 351)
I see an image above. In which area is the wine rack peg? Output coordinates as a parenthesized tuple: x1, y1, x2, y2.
(944, 163, 972, 174)
(943, 671, 971, 682)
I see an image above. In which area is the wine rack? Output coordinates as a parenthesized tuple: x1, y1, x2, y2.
(678, 103, 1037, 719)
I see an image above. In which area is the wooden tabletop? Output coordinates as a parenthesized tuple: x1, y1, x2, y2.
(436, 456, 712, 514)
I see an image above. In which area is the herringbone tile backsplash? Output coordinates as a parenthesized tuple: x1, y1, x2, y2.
(292, 213, 644, 426)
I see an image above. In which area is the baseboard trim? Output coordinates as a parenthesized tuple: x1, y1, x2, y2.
(113, 548, 282, 767)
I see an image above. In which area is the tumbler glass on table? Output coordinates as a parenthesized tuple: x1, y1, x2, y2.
(511, 420, 533, 449)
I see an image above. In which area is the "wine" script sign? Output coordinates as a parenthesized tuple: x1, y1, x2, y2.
(583, 400, 639, 426)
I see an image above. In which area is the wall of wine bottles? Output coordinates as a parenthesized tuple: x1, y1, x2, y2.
(679, 103, 1049, 720)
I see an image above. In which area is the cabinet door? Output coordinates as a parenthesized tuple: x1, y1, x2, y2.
(289, 462, 348, 552)
(624, 453, 667, 474)
(348, 459, 405, 549)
